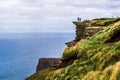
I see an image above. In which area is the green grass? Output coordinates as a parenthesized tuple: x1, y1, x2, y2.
(91, 18, 120, 26)
(96, 18, 116, 25)
(61, 44, 78, 61)
(25, 67, 55, 80)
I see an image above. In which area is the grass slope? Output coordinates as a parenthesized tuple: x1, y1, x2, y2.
(46, 21, 120, 80)
(26, 68, 55, 80)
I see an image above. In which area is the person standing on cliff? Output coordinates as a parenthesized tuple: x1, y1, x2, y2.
(77, 17, 81, 22)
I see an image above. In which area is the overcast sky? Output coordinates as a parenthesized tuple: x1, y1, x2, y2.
(0, 0, 120, 33)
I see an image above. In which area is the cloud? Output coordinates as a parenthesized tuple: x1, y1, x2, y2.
(0, 0, 120, 33)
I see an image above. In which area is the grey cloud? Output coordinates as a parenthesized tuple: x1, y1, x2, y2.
(0, 0, 120, 33)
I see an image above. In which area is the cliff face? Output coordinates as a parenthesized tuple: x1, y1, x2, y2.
(26, 18, 120, 80)
(66, 18, 120, 47)
(36, 58, 60, 72)
(26, 58, 60, 80)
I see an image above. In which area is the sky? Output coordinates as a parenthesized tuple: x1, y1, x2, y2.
(0, 0, 120, 33)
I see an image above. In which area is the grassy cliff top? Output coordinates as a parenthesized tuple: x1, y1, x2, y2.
(26, 18, 120, 80)
(73, 18, 120, 27)
(91, 18, 120, 26)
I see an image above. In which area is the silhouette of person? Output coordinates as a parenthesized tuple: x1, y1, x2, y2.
(80, 18, 81, 21)
(77, 17, 81, 22)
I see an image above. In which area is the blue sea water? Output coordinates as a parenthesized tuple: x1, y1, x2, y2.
(0, 33, 74, 80)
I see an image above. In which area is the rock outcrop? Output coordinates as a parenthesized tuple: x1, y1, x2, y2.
(66, 18, 120, 47)
(36, 58, 60, 72)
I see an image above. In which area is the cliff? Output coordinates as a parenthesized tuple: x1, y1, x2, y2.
(26, 18, 120, 80)
(36, 58, 60, 72)
(66, 18, 120, 47)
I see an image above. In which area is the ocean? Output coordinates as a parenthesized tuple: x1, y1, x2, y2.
(0, 33, 74, 80)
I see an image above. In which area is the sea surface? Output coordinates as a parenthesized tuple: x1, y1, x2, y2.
(0, 33, 74, 80)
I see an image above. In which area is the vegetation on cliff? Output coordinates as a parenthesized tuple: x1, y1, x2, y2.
(92, 18, 120, 26)
(26, 67, 55, 80)
(26, 18, 120, 80)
